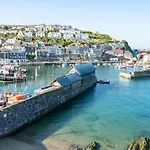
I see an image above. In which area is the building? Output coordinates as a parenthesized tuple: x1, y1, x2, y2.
(55, 48, 65, 55)
(67, 63, 96, 78)
(24, 37, 32, 42)
(0, 48, 9, 61)
(25, 31, 33, 37)
(53, 63, 96, 87)
(142, 54, 150, 62)
(6, 49, 26, 62)
(2, 38, 21, 50)
(48, 32, 62, 39)
(25, 46, 36, 55)
(36, 32, 45, 38)
(35, 49, 50, 60)
(113, 49, 124, 57)
(17, 31, 24, 37)
(63, 33, 74, 39)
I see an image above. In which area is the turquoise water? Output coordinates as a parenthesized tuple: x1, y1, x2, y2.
(1, 65, 150, 150)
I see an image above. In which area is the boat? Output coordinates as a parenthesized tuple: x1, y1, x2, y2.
(97, 80, 110, 84)
(0, 73, 26, 85)
(62, 63, 68, 67)
(20, 68, 27, 73)
(0, 91, 31, 108)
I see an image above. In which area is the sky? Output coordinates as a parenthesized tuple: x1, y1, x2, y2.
(0, 0, 150, 49)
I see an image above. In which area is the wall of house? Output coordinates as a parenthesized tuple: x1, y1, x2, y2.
(0, 75, 97, 137)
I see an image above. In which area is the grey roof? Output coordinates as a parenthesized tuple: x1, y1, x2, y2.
(56, 76, 71, 87)
(55, 74, 82, 87)
(67, 74, 82, 83)
(74, 63, 96, 75)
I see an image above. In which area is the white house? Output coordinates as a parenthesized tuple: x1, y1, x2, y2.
(8, 29, 18, 34)
(36, 32, 45, 38)
(37, 26, 47, 33)
(3, 38, 20, 50)
(63, 33, 74, 39)
(80, 33, 89, 40)
(0, 39, 3, 45)
(25, 31, 33, 37)
(17, 31, 24, 37)
(143, 54, 150, 62)
(55, 48, 64, 55)
(3, 43, 15, 50)
(48, 32, 61, 39)
(25, 27, 36, 32)
(0, 30, 8, 34)
(75, 33, 81, 39)
(5, 38, 20, 45)
(47, 25, 55, 31)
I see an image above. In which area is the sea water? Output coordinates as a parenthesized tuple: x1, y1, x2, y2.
(1, 65, 150, 150)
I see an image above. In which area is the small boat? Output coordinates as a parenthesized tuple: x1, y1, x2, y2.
(97, 80, 110, 84)
(0, 91, 32, 108)
(21, 69, 27, 73)
(62, 63, 68, 67)
(0, 73, 26, 85)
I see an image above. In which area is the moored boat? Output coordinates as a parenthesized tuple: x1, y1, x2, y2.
(0, 91, 31, 108)
(97, 80, 110, 84)
(0, 73, 26, 85)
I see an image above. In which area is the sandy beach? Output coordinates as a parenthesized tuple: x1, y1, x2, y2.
(0, 136, 81, 150)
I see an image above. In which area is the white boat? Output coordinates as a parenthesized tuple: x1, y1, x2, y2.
(117, 65, 127, 69)
(62, 63, 68, 67)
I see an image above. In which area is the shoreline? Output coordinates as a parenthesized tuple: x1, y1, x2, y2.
(0, 136, 83, 150)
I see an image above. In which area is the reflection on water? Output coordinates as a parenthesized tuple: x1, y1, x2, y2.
(1, 65, 150, 150)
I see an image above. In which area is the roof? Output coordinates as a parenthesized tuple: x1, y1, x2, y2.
(67, 74, 82, 83)
(74, 63, 96, 75)
(55, 76, 71, 87)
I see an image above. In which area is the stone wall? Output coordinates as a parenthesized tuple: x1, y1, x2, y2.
(0, 75, 97, 137)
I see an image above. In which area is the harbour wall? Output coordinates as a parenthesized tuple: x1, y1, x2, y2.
(0, 75, 97, 137)
(120, 70, 150, 79)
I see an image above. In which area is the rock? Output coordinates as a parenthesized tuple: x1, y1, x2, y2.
(128, 137, 150, 150)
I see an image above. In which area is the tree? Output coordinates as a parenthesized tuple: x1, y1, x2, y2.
(3, 25, 9, 30)
(26, 54, 36, 60)
(21, 28, 25, 31)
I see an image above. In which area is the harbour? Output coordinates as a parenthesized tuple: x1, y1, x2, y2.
(0, 65, 150, 149)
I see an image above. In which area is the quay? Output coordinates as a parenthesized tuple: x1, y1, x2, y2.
(16, 60, 124, 66)
(120, 69, 150, 79)
(0, 63, 97, 137)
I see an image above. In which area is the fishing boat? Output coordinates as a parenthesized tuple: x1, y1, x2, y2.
(0, 73, 26, 85)
(97, 80, 110, 84)
(0, 91, 31, 108)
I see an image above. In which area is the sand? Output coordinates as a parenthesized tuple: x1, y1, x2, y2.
(0, 136, 82, 150)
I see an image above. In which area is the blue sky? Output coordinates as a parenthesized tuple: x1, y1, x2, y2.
(0, 0, 150, 48)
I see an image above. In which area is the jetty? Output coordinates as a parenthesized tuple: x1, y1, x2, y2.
(0, 63, 97, 137)
(120, 69, 150, 79)
(10, 60, 124, 66)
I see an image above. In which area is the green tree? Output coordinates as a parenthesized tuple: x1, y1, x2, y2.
(21, 28, 25, 31)
(26, 54, 36, 60)
(3, 25, 9, 30)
